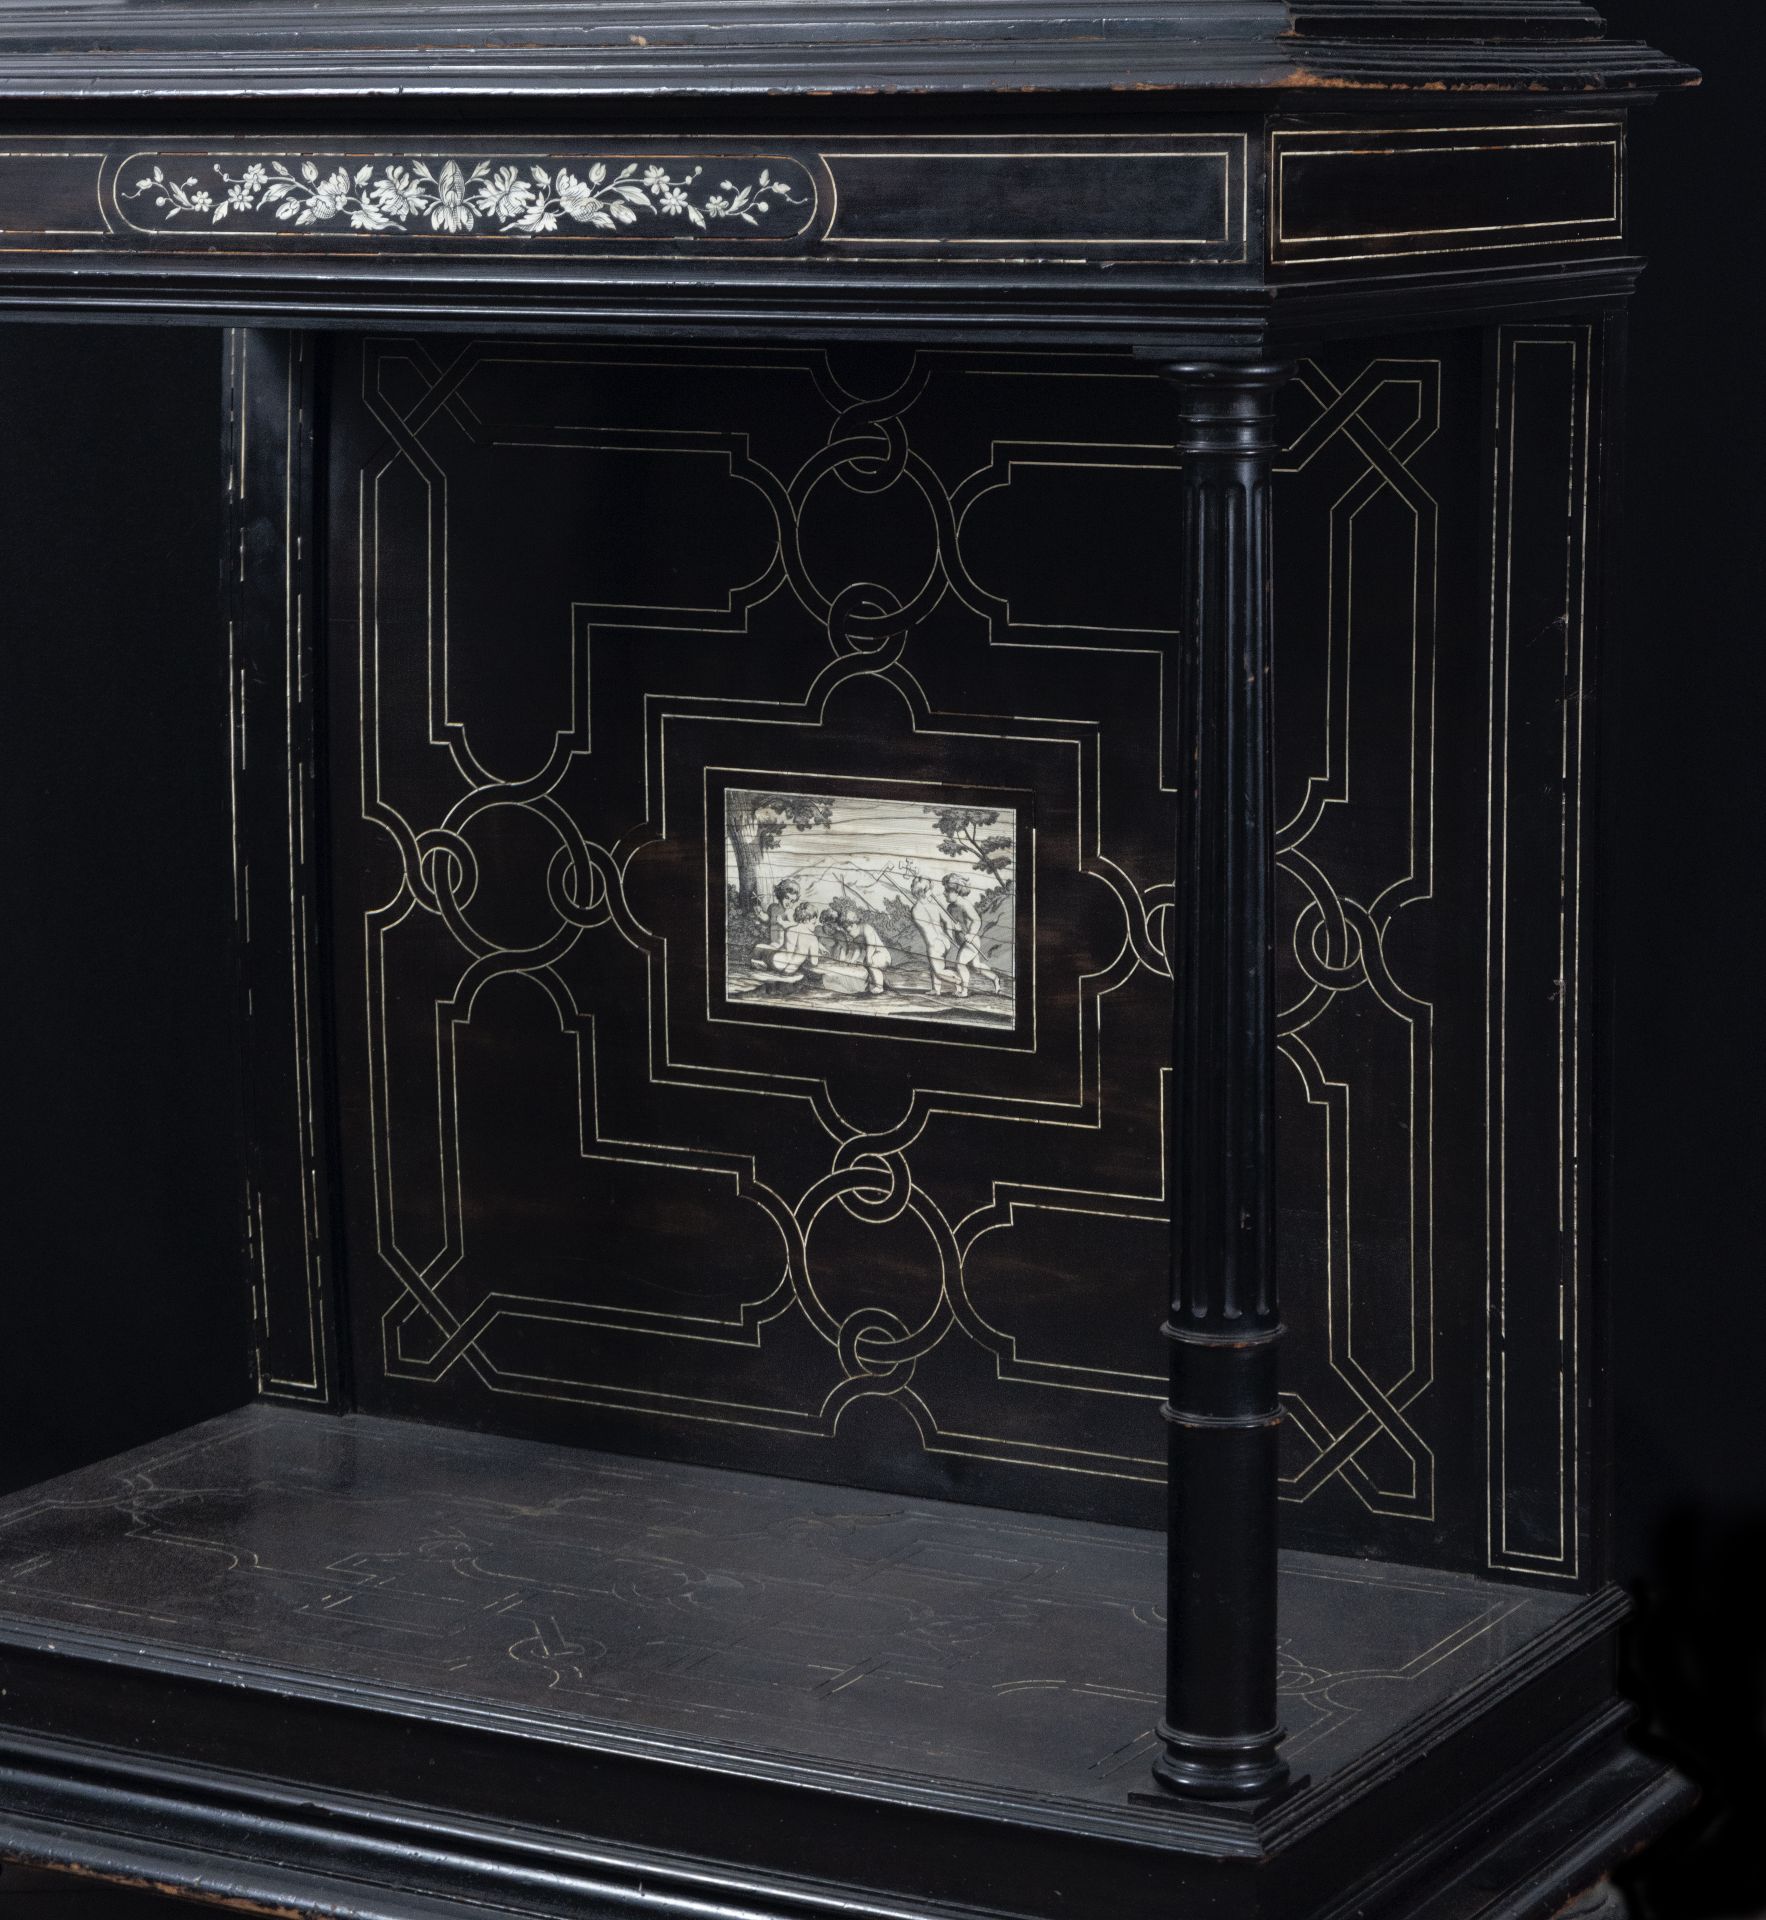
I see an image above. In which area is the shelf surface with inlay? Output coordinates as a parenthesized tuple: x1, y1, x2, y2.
(0, 1406, 1585, 1816)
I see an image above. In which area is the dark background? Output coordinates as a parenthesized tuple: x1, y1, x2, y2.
(1597, 1, 1766, 1912)
(0, 5, 1757, 1909)
(0, 325, 249, 1499)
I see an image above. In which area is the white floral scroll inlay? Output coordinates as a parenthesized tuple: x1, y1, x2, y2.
(123, 158, 806, 235)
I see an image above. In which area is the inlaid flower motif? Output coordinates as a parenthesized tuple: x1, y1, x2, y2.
(370, 166, 427, 220)
(128, 167, 218, 220)
(427, 161, 473, 232)
(474, 166, 535, 223)
(553, 168, 596, 223)
(299, 169, 351, 225)
(124, 153, 808, 237)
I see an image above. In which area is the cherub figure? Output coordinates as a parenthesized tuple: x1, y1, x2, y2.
(906, 872, 962, 997)
(753, 899, 824, 978)
(841, 905, 891, 996)
(941, 873, 1003, 996)
(758, 876, 800, 949)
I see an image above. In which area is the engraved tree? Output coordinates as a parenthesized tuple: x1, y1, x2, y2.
(726, 792, 835, 916)
(930, 806, 1014, 883)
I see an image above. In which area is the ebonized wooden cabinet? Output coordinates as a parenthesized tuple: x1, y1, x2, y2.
(0, 3, 1696, 1916)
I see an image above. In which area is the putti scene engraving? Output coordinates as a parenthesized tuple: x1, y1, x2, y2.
(723, 786, 1018, 1031)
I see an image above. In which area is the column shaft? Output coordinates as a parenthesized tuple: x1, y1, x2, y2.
(1153, 360, 1291, 1803)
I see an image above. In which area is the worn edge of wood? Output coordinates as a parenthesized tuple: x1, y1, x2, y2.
(0, 4, 1699, 105)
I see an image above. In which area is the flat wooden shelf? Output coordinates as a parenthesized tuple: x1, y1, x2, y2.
(0, 1407, 1584, 1824)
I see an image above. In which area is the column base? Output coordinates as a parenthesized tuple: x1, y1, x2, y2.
(1149, 1720, 1292, 1801)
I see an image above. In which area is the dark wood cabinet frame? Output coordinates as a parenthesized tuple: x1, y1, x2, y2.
(0, 3, 1696, 1916)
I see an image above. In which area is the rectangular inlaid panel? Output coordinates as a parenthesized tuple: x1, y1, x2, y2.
(0, 1409, 1582, 1807)
(1271, 122, 1623, 266)
(0, 148, 107, 234)
(0, 133, 1250, 265)
(821, 140, 1246, 252)
(1484, 325, 1603, 1582)
(227, 333, 342, 1405)
(319, 333, 1597, 1576)
(717, 779, 1028, 1037)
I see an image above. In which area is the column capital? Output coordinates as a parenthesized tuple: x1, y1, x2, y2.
(1158, 360, 1294, 458)
(1157, 358, 1293, 386)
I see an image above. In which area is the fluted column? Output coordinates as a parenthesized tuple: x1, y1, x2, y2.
(1153, 360, 1291, 1802)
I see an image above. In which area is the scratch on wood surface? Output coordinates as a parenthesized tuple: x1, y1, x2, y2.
(41, 1861, 311, 1920)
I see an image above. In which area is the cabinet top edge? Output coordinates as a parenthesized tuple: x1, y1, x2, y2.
(0, 0, 1697, 109)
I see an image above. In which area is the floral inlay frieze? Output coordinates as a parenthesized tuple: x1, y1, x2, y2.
(119, 156, 813, 238)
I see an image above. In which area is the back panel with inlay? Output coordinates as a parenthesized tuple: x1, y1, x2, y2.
(324, 332, 1595, 1580)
